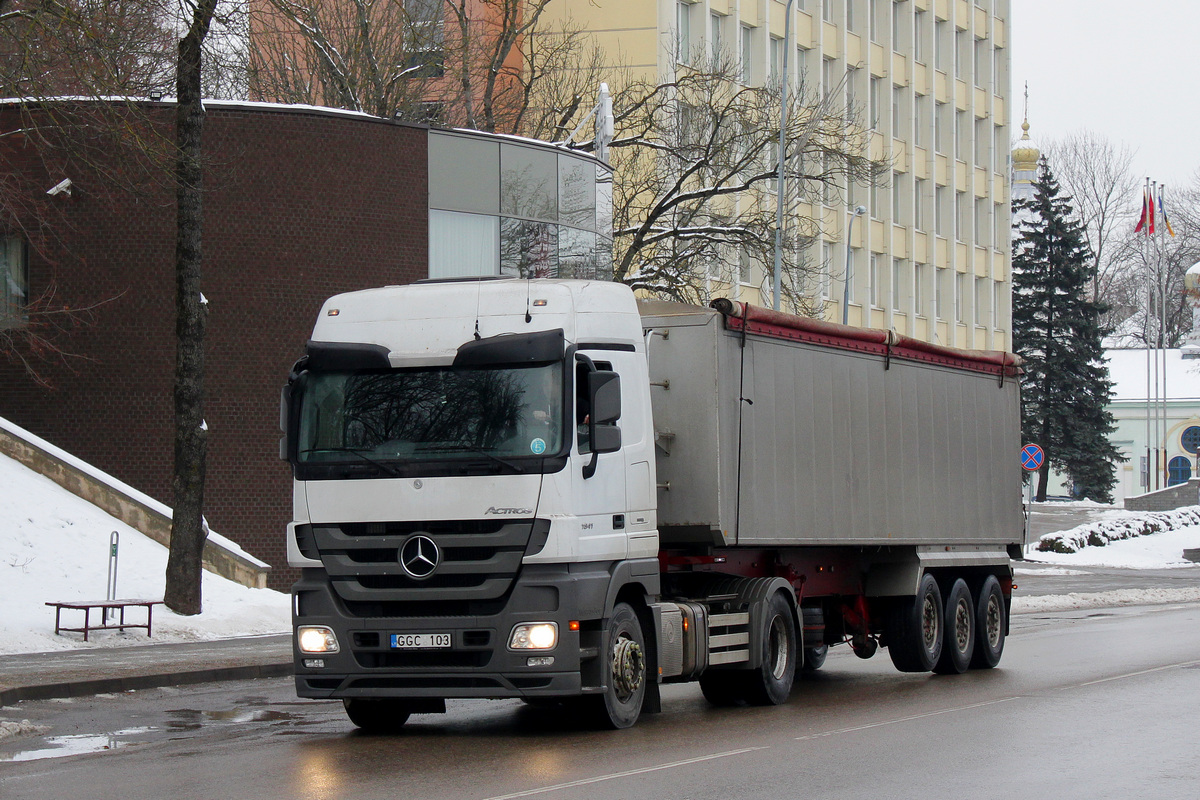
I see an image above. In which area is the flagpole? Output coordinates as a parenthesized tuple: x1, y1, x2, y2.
(1156, 185, 1166, 489)
(1143, 177, 1152, 492)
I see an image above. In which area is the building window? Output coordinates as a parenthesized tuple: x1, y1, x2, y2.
(935, 184, 947, 236)
(405, 0, 445, 76)
(1181, 426, 1200, 455)
(914, 177, 926, 230)
(935, 19, 947, 71)
(955, 29, 968, 78)
(955, 109, 967, 160)
(913, 93, 927, 147)
(677, 1, 692, 65)
(914, 9, 926, 63)
(914, 262, 926, 317)
(710, 12, 723, 60)
(739, 249, 753, 284)
(823, 0, 833, 23)
(955, 190, 967, 241)
(1, 237, 27, 328)
(869, 0, 878, 41)
(869, 253, 880, 307)
(891, 0, 904, 50)
(892, 257, 903, 311)
(869, 76, 881, 128)
(955, 271, 966, 323)
(974, 117, 989, 166)
(975, 197, 989, 246)
(974, 39, 989, 88)
(935, 100, 947, 153)
(974, 276, 989, 326)
(770, 36, 783, 85)
(740, 24, 753, 83)
(847, 0, 857, 33)
(1168, 456, 1192, 486)
(936, 266, 947, 319)
(821, 241, 834, 298)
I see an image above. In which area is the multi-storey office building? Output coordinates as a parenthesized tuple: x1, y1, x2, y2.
(550, 0, 1012, 350)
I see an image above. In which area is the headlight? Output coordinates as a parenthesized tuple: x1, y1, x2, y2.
(297, 625, 340, 654)
(509, 622, 558, 650)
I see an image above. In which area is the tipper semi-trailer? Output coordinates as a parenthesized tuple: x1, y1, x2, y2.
(281, 278, 1023, 730)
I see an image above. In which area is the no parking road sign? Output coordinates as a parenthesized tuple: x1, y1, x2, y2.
(1021, 443, 1044, 472)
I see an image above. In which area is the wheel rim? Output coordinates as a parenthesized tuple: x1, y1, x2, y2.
(921, 593, 939, 652)
(611, 634, 644, 702)
(767, 614, 789, 680)
(953, 598, 972, 653)
(985, 595, 1002, 649)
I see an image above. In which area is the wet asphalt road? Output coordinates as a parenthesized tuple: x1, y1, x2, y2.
(3, 504, 1199, 799)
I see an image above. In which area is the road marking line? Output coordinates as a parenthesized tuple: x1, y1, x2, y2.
(794, 697, 1021, 740)
(1076, 659, 1200, 687)
(479, 747, 769, 800)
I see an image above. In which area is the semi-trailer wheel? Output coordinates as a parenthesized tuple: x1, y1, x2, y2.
(933, 578, 975, 674)
(970, 574, 1006, 669)
(803, 644, 828, 671)
(744, 591, 797, 705)
(886, 573, 944, 672)
(589, 602, 647, 729)
(343, 698, 411, 732)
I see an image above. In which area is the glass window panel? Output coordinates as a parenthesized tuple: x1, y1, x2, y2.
(558, 227, 597, 279)
(1, 237, 27, 327)
(429, 210, 499, 278)
(429, 132, 499, 214)
(558, 154, 596, 229)
(501, 144, 557, 221)
(501, 218, 558, 278)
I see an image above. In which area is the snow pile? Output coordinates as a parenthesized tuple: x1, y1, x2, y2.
(0, 721, 51, 741)
(1035, 507, 1200, 554)
(1014, 587, 1200, 613)
(0, 452, 289, 655)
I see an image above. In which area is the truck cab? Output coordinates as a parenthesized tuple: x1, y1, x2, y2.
(282, 278, 660, 728)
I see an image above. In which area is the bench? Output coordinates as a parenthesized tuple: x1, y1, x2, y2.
(46, 600, 164, 642)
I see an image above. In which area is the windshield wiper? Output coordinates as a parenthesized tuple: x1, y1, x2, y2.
(301, 447, 403, 478)
(414, 444, 524, 471)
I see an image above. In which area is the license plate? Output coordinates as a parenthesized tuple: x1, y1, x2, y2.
(390, 633, 452, 649)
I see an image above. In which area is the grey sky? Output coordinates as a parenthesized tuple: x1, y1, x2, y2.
(1010, 0, 1200, 188)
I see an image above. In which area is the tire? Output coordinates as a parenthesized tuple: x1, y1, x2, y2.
(588, 602, 647, 729)
(886, 573, 944, 672)
(699, 670, 747, 706)
(743, 592, 797, 705)
(933, 578, 975, 675)
(343, 698, 412, 733)
(970, 575, 1006, 669)
(803, 644, 828, 671)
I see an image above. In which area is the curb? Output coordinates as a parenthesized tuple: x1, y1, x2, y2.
(0, 662, 293, 706)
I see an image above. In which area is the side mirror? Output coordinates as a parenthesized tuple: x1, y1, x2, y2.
(588, 371, 621, 424)
(583, 369, 621, 479)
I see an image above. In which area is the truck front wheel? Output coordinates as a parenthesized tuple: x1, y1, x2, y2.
(590, 602, 647, 729)
(886, 573, 944, 672)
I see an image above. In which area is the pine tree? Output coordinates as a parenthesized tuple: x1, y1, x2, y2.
(1012, 157, 1124, 502)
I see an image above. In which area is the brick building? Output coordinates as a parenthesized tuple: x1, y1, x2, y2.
(0, 99, 611, 588)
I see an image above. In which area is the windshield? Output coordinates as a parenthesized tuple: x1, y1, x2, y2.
(296, 362, 565, 470)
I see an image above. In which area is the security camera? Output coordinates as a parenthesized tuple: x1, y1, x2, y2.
(47, 178, 72, 197)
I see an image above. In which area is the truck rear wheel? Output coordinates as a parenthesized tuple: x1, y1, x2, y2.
(343, 698, 411, 732)
(589, 602, 647, 729)
(933, 578, 975, 674)
(970, 575, 1006, 669)
(887, 573, 944, 672)
(744, 591, 797, 705)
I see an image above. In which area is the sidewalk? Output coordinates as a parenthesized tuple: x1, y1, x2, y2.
(0, 634, 292, 706)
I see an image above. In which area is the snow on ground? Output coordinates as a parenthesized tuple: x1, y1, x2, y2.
(0, 453, 289, 656)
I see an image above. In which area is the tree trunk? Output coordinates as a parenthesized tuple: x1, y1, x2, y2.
(1035, 463, 1050, 503)
(164, 1, 218, 616)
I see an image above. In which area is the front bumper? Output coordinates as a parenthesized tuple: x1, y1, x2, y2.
(292, 563, 615, 700)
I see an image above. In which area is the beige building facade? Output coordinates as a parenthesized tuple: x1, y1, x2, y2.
(551, 0, 1013, 351)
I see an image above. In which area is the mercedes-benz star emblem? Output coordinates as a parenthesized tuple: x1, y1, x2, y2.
(399, 535, 440, 579)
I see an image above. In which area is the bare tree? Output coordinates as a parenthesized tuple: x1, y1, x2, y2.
(571, 60, 884, 309)
(1042, 131, 1140, 311)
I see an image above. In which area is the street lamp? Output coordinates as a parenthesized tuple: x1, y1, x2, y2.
(842, 205, 867, 325)
(772, 0, 796, 311)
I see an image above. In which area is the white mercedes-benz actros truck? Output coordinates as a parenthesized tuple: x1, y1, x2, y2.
(281, 278, 1022, 730)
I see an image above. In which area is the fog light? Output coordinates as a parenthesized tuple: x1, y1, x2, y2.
(527, 656, 554, 667)
(297, 625, 339, 654)
(303, 658, 326, 669)
(509, 622, 558, 650)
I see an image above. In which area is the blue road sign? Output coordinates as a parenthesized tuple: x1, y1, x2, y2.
(1021, 444, 1044, 472)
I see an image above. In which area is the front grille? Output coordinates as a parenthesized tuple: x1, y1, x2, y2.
(312, 519, 534, 604)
